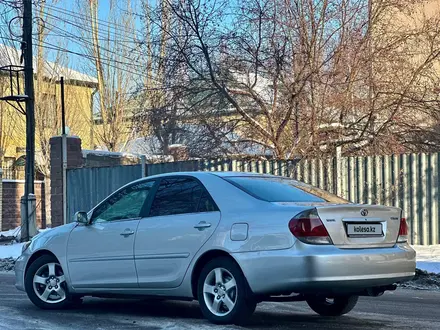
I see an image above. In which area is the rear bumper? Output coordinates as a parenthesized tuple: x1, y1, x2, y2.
(232, 242, 416, 295)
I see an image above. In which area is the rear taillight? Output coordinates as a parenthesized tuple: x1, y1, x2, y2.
(289, 209, 332, 245)
(397, 217, 408, 243)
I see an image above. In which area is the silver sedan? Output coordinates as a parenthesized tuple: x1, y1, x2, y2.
(15, 172, 416, 325)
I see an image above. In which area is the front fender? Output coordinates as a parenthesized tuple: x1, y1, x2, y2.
(21, 223, 77, 290)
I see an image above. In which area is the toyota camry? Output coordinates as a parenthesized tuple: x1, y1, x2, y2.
(15, 172, 416, 324)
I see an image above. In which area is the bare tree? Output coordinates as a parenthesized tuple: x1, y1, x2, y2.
(133, 0, 179, 155)
(318, 0, 440, 156)
(142, 0, 370, 158)
(139, 0, 440, 159)
(78, 0, 139, 152)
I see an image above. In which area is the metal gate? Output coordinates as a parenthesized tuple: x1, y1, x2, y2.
(66, 165, 142, 223)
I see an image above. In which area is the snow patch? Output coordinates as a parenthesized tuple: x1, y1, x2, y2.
(0, 227, 52, 261)
(0, 243, 24, 259)
(412, 245, 440, 274)
(0, 227, 51, 239)
(0, 227, 21, 238)
(413, 245, 440, 260)
(82, 149, 142, 159)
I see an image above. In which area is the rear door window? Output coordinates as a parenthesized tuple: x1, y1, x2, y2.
(149, 177, 218, 217)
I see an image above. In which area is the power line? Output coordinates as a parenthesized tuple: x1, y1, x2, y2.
(0, 4, 18, 16)
(39, 19, 171, 71)
(32, 4, 178, 67)
(31, 15, 177, 84)
(33, 38, 165, 84)
(39, 19, 144, 64)
(42, 11, 136, 44)
(45, 31, 143, 44)
(0, 0, 21, 10)
(2, 2, 172, 90)
(41, 5, 144, 43)
(42, 2, 145, 36)
(40, 16, 168, 51)
(34, 38, 171, 85)
(34, 39, 143, 75)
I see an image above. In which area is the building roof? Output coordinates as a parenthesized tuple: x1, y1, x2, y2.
(0, 44, 97, 86)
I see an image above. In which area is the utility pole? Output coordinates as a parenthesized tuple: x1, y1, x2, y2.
(21, 0, 36, 242)
(60, 77, 67, 225)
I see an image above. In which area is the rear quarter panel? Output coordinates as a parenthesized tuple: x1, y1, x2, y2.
(195, 174, 307, 252)
(220, 206, 301, 252)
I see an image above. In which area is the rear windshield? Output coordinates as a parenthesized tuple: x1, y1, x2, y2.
(224, 176, 348, 203)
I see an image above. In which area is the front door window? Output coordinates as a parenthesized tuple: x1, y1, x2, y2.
(91, 181, 155, 223)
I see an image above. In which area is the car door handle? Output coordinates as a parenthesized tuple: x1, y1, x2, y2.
(120, 230, 135, 237)
(194, 221, 212, 230)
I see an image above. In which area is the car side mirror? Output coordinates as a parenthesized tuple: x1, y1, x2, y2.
(74, 211, 89, 225)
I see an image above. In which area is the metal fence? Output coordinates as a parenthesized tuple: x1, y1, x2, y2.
(66, 153, 440, 245)
(66, 165, 142, 223)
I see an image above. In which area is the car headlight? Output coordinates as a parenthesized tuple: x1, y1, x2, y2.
(21, 241, 32, 254)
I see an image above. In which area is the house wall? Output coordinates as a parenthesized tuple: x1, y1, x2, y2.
(370, 0, 440, 129)
(0, 78, 96, 162)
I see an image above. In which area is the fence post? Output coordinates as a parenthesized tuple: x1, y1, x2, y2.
(140, 155, 147, 177)
(336, 146, 342, 196)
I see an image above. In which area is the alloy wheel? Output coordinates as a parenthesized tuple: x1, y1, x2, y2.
(203, 267, 237, 317)
(33, 262, 67, 304)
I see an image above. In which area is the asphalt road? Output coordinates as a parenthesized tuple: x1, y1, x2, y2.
(1, 272, 439, 330)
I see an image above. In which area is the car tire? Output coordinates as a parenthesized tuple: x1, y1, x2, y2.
(306, 295, 359, 316)
(71, 296, 84, 307)
(197, 257, 256, 325)
(25, 255, 74, 309)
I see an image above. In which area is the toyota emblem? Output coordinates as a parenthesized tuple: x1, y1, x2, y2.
(360, 209, 368, 217)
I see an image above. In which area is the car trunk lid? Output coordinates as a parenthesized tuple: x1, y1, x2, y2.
(314, 204, 402, 248)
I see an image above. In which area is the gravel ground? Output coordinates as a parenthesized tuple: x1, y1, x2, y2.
(399, 269, 440, 291)
(0, 258, 16, 272)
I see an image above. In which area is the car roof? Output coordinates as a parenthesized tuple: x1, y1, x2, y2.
(143, 171, 279, 180)
(212, 171, 278, 177)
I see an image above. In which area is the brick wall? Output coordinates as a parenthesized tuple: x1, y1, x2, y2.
(1, 180, 45, 231)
